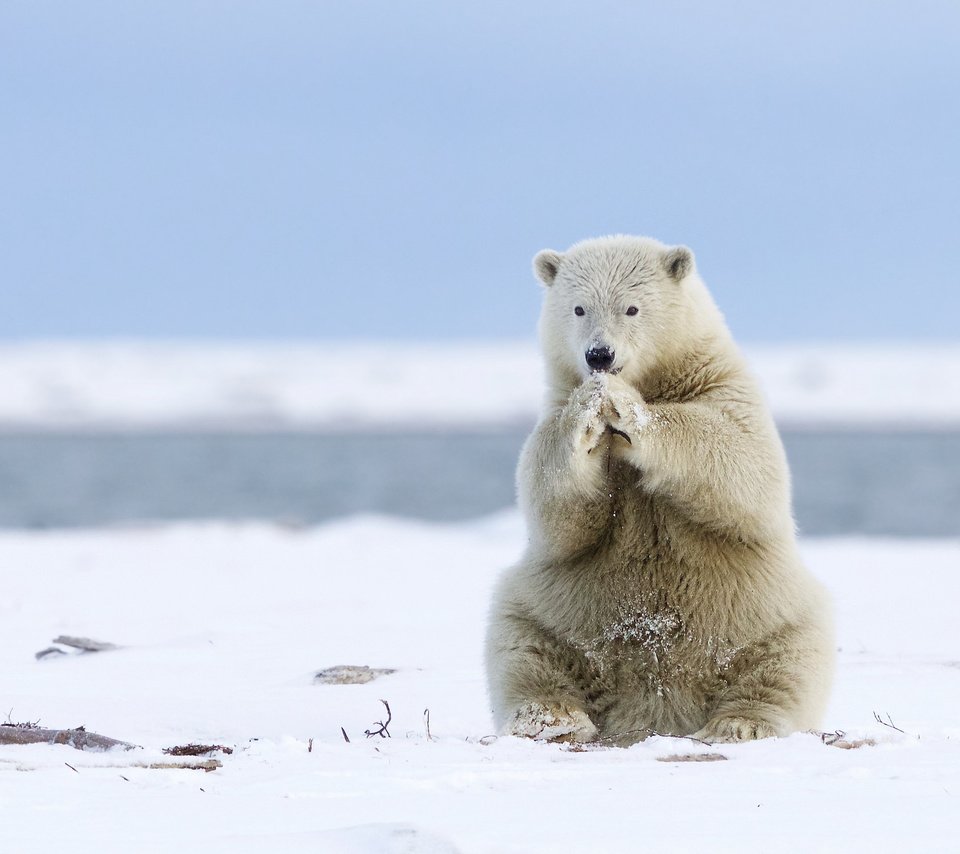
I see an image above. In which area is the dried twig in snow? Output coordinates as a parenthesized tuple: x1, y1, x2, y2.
(364, 700, 392, 739)
(424, 708, 434, 741)
(873, 711, 906, 734)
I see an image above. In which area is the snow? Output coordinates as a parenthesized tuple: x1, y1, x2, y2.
(1, 341, 960, 430)
(3, 514, 959, 852)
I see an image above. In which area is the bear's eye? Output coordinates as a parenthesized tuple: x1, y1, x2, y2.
(626, 306, 639, 316)
(574, 306, 585, 317)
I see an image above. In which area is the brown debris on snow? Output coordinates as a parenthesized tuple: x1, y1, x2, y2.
(163, 743, 234, 757)
(814, 729, 878, 749)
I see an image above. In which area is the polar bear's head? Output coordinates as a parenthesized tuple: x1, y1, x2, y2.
(533, 235, 721, 391)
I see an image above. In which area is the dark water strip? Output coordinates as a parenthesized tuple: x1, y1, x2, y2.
(0, 431, 957, 536)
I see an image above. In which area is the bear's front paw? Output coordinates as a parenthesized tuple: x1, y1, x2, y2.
(694, 716, 779, 743)
(506, 701, 599, 743)
(569, 376, 610, 455)
(603, 374, 650, 443)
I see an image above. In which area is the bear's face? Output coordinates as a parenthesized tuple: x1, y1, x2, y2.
(533, 236, 696, 387)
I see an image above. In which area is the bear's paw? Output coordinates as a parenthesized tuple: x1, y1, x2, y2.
(603, 373, 652, 438)
(569, 376, 611, 455)
(506, 701, 599, 743)
(695, 715, 779, 743)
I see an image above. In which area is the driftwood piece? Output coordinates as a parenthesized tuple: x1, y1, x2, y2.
(1, 722, 225, 771)
(0, 725, 137, 752)
(36, 636, 120, 660)
(35, 647, 67, 660)
(143, 759, 221, 772)
(53, 636, 119, 652)
(315, 665, 396, 685)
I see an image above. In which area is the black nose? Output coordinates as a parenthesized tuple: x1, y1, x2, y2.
(585, 346, 615, 372)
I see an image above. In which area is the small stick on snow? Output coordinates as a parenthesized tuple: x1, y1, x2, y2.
(340, 727, 351, 744)
(424, 708, 434, 741)
(873, 711, 906, 734)
(364, 700, 392, 739)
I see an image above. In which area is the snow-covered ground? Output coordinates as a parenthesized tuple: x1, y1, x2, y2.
(1, 341, 959, 430)
(3, 514, 959, 852)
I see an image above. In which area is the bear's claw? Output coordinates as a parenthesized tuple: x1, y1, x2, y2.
(608, 426, 632, 444)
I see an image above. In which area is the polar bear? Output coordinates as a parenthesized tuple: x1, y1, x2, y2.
(485, 235, 833, 744)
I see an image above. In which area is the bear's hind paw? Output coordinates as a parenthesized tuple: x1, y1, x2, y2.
(694, 715, 779, 743)
(507, 702, 598, 744)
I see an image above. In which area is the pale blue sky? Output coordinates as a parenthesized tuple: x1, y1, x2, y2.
(3, 1, 958, 341)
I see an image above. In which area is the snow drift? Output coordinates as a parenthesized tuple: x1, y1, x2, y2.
(0, 341, 958, 430)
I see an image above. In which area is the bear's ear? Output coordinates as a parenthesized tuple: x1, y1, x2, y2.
(663, 246, 695, 282)
(533, 250, 564, 287)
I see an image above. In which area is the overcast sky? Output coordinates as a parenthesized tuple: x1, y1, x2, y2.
(3, 1, 959, 341)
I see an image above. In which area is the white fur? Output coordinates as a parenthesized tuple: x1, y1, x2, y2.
(485, 235, 834, 744)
